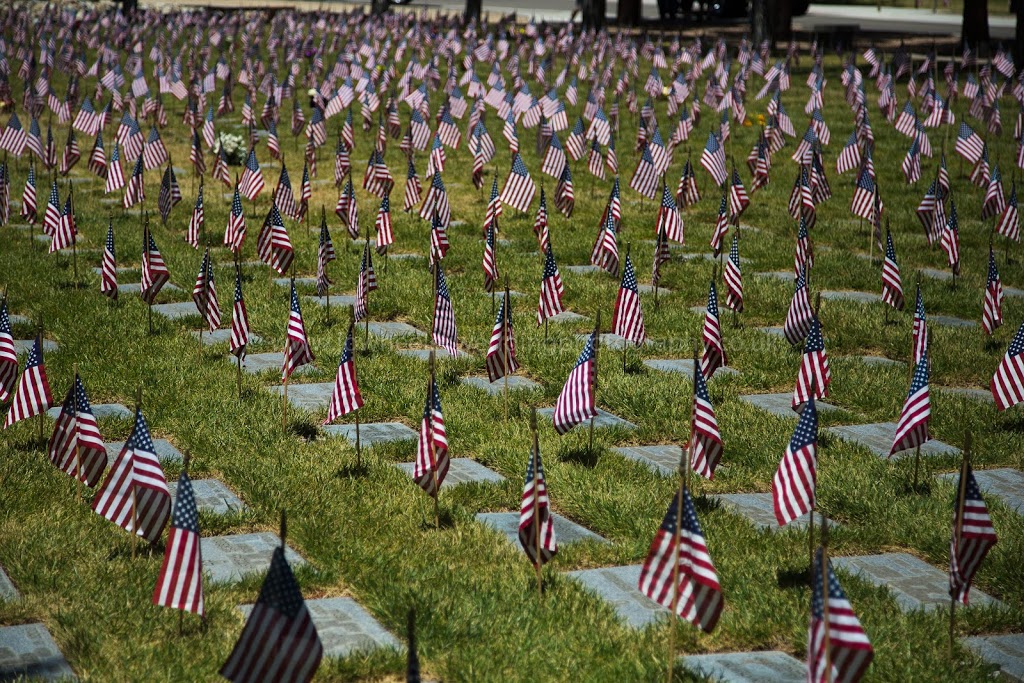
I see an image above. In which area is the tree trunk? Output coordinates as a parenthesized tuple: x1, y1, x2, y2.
(751, 0, 773, 49)
(464, 0, 482, 22)
(961, 0, 990, 49)
(581, 0, 606, 29)
(617, 0, 641, 26)
(773, 0, 793, 49)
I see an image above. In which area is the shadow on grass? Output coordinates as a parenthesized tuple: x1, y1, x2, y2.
(897, 480, 932, 496)
(57, 280, 91, 290)
(106, 539, 164, 561)
(692, 494, 722, 515)
(287, 421, 319, 441)
(335, 461, 370, 479)
(776, 566, 811, 590)
(983, 338, 1003, 353)
(418, 507, 457, 531)
(559, 445, 601, 468)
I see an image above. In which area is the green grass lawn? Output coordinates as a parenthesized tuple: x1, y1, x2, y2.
(0, 33, 1022, 682)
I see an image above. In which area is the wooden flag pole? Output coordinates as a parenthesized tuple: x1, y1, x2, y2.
(623, 243, 632, 375)
(667, 433, 692, 683)
(145, 215, 154, 335)
(283, 275, 293, 432)
(350, 309, 361, 470)
(950, 431, 971, 655)
(531, 407, 542, 597)
(589, 310, 601, 455)
(70, 184, 78, 283)
(72, 363, 83, 495)
(131, 386, 142, 559)
(807, 370, 820, 584)
(502, 279, 511, 422)
(821, 517, 833, 683)
(36, 322, 45, 444)
(429, 350, 440, 530)
(179, 449, 192, 636)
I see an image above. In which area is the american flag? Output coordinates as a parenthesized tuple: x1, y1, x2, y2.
(354, 240, 377, 323)
(613, 255, 646, 345)
(940, 199, 960, 274)
(0, 112, 27, 156)
(700, 132, 727, 186)
(91, 408, 171, 543)
(316, 216, 336, 297)
(275, 165, 298, 220)
(257, 203, 294, 276)
(483, 221, 499, 293)
(98, 220, 118, 299)
(43, 178, 61, 236)
(519, 438, 557, 566)
(689, 363, 724, 480)
(89, 131, 108, 178)
(47, 373, 106, 487)
(143, 126, 169, 171)
(793, 316, 831, 412)
(335, 179, 358, 239)
(566, 116, 586, 160)
(375, 193, 394, 253)
(50, 189, 76, 254)
(912, 286, 929, 366)
(808, 547, 874, 683)
(224, 184, 246, 252)
(325, 323, 364, 424)
(402, 159, 421, 213)
(192, 248, 221, 332)
(432, 266, 459, 356)
(230, 268, 250, 364)
(794, 215, 814, 276)
(836, 131, 861, 175)
(500, 153, 536, 213)
(638, 487, 723, 633)
(21, 160, 37, 222)
(59, 129, 80, 176)
(772, 394, 818, 526)
(283, 282, 314, 380)
(239, 147, 265, 200)
(537, 245, 566, 325)
(541, 132, 566, 178)
(652, 225, 672, 289)
(591, 208, 620, 276)
(587, 107, 612, 146)
(186, 183, 204, 249)
(983, 249, 1004, 336)
(213, 147, 231, 187)
(701, 281, 726, 378)
(123, 153, 145, 209)
(0, 300, 18, 402)
(889, 351, 931, 456)
(901, 136, 921, 185)
(419, 172, 450, 228)
(881, 229, 904, 311)
(677, 159, 701, 207)
(710, 194, 730, 257)
(486, 291, 519, 383)
(629, 143, 659, 200)
(784, 267, 814, 346)
(533, 189, 550, 252)
(587, 139, 606, 180)
(220, 543, 322, 683)
(554, 162, 574, 218)
(141, 231, 170, 305)
(850, 169, 876, 221)
(414, 377, 449, 496)
(158, 165, 181, 223)
(482, 176, 503, 237)
(728, 168, 750, 218)
(426, 133, 446, 177)
(553, 332, 597, 434)
(152, 470, 205, 616)
(949, 463, 998, 605)
(954, 122, 984, 164)
(996, 182, 1019, 242)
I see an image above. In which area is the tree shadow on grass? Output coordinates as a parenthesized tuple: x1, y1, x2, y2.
(776, 566, 811, 590)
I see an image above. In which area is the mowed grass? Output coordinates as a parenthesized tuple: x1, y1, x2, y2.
(0, 33, 1022, 681)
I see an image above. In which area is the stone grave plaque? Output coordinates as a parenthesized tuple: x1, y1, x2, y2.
(396, 458, 505, 489)
(303, 295, 357, 309)
(938, 387, 993, 403)
(826, 422, 958, 459)
(714, 493, 832, 531)
(477, 512, 605, 546)
(13, 340, 58, 354)
(611, 445, 683, 476)
(921, 267, 953, 281)
(190, 329, 263, 347)
(388, 253, 423, 261)
(239, 352, 315, 376)
(461, 376, 542, 394)
(636, 284, 670, 294)
(7, 314, 30, 326)
(151, 302, 201, 320)
(931, 315, 976, 328)
(91, 266, 138, 276)
(116, 282, 182, 294)
(821, 290, 882, 304)
(936, 468, 1023, 515)
(565, 565, 665, 628)
(0, 623, 76, 681)
(961, 633, 1024, 682)
(756, 271, 794, 282)
(575, 333, 651, 350)
(682, 651, 806, 683)
(47, 403, 132, 420)
(858, 356, 904, 368)
(535, 407, 637, 431)
(564, 265, 602, 274)
(546, 311, 589, 323)
(396, 348, 472, 361)
(322, 421, 417, 445)
(168, 479, 247, 515)
(759, 326, 787, 339)
(273, 277, 318, 288)
(739, 393, 838, 418)
(643, 358, 739, 378)
(832, 553, 1000, 612)
(1004, 286, 1024, 299)
(266, 382, 336, 411)
(367, 322, 426, 339)
(105, 439, 182, 463)
(242, 598, 401, 660)
(201, 532, 306, 584)
(0, 566, 17, 600)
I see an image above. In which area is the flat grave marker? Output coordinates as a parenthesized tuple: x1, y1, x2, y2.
(303, 295, 357, 309)
(565, 564, 664, 629)
(477, 512, 605, 546)
(938, 387, 994, 404)
(46, 403, 132, 420)
(168, 479, 247, 515)
(739, 393, 838, 418)
(826, 422, 958, 459)
(150, 302, 201, 320)
(820, 290, 883, 304)
(536, 407, 637, 431)
(714, 493, 833, 531)
(105, 439, 182, 463)
(238, 352, 315, 376)
(366, 322, 426, 339)
(858, 355, 904, 368)
(190, 329, 263, 347)
(13, 339, 58, 354)
(0, 623, 76, 681)
(0, 566, 17, 600)
(575, 333, 652, 350)
(644, 358, 739, 378)
(323, 421, 417, 445)
(931, 315, 976, 328)
(266, 382, 336, 411)
(396, 348, 472, 361)
(961, 633, 1024, 682)
(116, 282, 182, 294)
(461, 375, 542, 394)
(546, 311, 589, 323)
(681, 651, 806, 683)
(611, 445, 683, 476)
(201, 532, 306, 585)
(396, 458, 504, 489)
(564, 265, 602, 274)
(936, 468, 1023, 515)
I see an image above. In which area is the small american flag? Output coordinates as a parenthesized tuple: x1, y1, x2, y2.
(47, 373, 106, 487)
(500, 153, 536, 213)
(700, 132, 727, 186)
(677, 158, 701, 207)
(638, 487, 723, 633)
(141, 232, 170, 305)
(519, 440, 557, 566)
(983, 249, 1004, 336)
(890, 352, 930, 456)
(912, 286, 929, 365)
(316, 216, 336, 297)
(772, 394, 818, 526)
(554, 162, 574, 218)
(43, 179, 61, 236)
(486, 291, 519, 382)
(224, 184, 246, 253)
(629, 143, 659, 200)
(220, 543, 323, 683)
(21, 160, 37, 222)
(158, 165, 181, 223)
(949, 464, 998, 605)
(89, 132, 108, 178)
(414, 377, 449, 496)
(432, 265, 459, 356)
(537, 245, 566, 325)
(123, 153, 145, 209)
(354, 240, 377, 323)
(553, 332, 597, 434)
(152, 470, 204, 616)
(230, 268, 250, 363)
(533, 189, 550, 252)
(591, 209, 620, 276)
(724, 233, 743, 313)
(613, 255, 646, 345)
(690, 363, 724, 479)
(239, 147, 265, 200)
(419, 172, 450, 228)
(881, 229, 904, 311)
(275, 165, 298, 220)
(483, 220, 499, 293)
(701, 281, 726, 377)
(652, 226, 672, 289)
(711, 194, 730, 256)
(794, 215, 814, 276)
(940, 199, 960, 275)
(954, 122, 984, 164)
(91, 408, 171, 543)
(0, 301, 18, 402)
(283, 282, 314, 381)
(587, 139, 606, 180)
(850, 169, 876, 221)
(192, 248, 221, 332)
(98, 220, 118, 299)
(836, 131, 861, 175)
(325, 323, 364, 424)
(257, 203, 294, 276)
(784, 267, 814, 345)
(566, 116, 586, 160)
(728, 168, 750, 218)
(186, 183, 204, 249)
(996, 182, 1019, 242)
(808, 548, 874, 683)
(375, 193, 394, 253)
(541, 132, 566, 178)
(792, 316, 831, 412)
